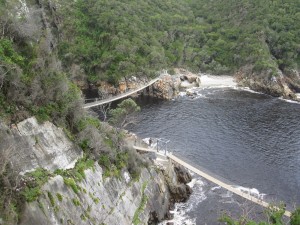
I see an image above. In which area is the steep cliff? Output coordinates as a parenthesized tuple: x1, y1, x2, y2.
(20, 165, 171, 225)
(235, 67, 298, 100)
(0, 117, 191, 225)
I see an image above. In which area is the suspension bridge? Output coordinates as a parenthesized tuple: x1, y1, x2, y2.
(133, 142, 291, 217)
(83, 77, 161, 109)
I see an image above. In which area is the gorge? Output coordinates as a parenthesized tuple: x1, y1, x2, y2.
(1, 0, 300, 224)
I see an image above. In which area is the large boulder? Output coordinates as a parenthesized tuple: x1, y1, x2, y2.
(151, 75, 181, 100)
(164, 161, 193, 204)
(151, 69, 201, 100)
(179, 75, 201, 88)
(174, 164, 192, 184)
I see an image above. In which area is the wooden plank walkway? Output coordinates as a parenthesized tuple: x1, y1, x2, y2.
(83, 77, 160, 109)
(134, 146, 291, 217)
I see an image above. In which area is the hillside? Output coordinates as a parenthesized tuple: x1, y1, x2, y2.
(0, 0, 300, 224)
(59, 0, 299, 80)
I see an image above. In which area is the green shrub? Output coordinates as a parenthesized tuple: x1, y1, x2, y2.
(132, 182, 148, 225)
(21, 168, 51, 202)
(56, 193, 63, 202)
(72, 198, 81, 207)
(116, 152, 128, 170)
(76, 117, 101, 131)
(47, 192, 55, 207)
(22, 187, 42, 202)
(79, 139, 89, 152)
(99, 154, 111, 169)
(291, 208, 300, 225)
(73, 157, 94, 181)
(64, 178, 80, 194)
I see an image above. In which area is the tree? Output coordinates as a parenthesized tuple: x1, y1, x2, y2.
(96, 91, 112, 122)
(0, 142, 22, 225)
(108, 98, 140, 128)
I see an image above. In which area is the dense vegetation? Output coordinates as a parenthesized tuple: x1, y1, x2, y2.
(59, 0, 300, 84)
(0, 0, 300, 223)
(1, 0, 300, 120)
(0, 1, 146, 223)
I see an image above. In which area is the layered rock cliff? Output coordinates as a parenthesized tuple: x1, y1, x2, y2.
(0, 117, 191, 225)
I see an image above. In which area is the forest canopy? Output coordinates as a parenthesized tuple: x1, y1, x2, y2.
(59, 0, 300, 83)
(0, 0, 299, 123)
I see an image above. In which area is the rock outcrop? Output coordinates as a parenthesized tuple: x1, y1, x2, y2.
(150, 69, 201, 100)
(235, 67, 299, 100)
(92, 77, 149, 97)
(20, 165, 173, 225)
(151, 74, 181, 100)
(0, 117, 82, 174)
(164, 162, 192, 204)
(0, 118, 192, 225)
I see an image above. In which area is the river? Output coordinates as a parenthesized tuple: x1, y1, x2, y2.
(127, 76, 300, 224)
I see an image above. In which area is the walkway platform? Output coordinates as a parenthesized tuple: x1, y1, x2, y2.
(134, 146, 291, 217)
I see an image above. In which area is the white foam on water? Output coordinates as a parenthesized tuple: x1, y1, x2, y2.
(211, 186, 221, 191)
(237, 87, 300, 105)
(278, 96, 300, 105)
(235, 86, 267, 95)
(199, 74, 237, 88)
(233, 186, 266, 199)
(179, 92, 187, 97)
(178, 75, 237, 99)
(159, 178, 207, 225)
(220, 191, 233, 198)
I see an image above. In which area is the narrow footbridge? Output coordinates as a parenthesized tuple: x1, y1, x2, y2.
(134, 146, 291, 217)
(83, 77, 161, 109)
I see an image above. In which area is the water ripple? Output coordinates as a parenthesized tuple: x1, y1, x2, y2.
(129, 89, 300, 221)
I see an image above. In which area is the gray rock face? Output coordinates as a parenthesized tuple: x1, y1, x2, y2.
(1, 117, 191, 225)
(164, 162, 192, 204)
(236, 67, 299, 100)
(0, 117, 82, 174)
(20, 164, 172, 225)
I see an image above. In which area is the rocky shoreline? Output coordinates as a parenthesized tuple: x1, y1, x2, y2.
(85, 67, 300, 102)
(84, 68, 201, 101)
(235, 67, 300, 101)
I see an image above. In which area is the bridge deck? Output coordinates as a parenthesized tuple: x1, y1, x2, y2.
(134, 146, 291, 217)
(83, 77, 160, 109)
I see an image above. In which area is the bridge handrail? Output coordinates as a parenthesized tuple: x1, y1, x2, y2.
(132, 146, 291, 217)
(167, 153, 291, 217)
(83, 77, 161, 109)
